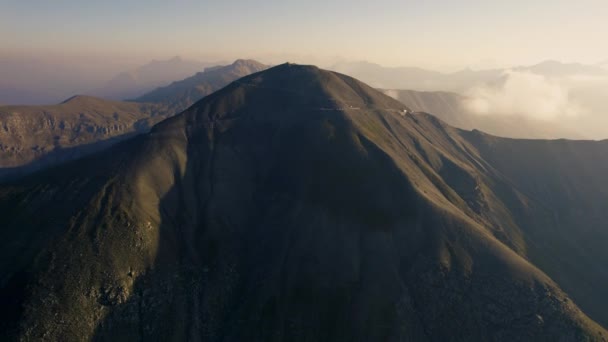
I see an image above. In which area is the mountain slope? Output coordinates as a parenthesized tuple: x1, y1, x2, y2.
(0, 95, 170, 178)
(383, 89, 585, 139)
(135, 59, 269, 113)
(457, 130, 608, 328)
(0, 64, 606, 341)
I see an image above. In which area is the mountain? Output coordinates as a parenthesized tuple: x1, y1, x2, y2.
(0, 95, 170, 179)
(92, 57, 217, 100)
(383, 89, 585, 139)
(135, 59, 269, 112)
(1, 64, 607, 341)
(329, 61, 505, 92)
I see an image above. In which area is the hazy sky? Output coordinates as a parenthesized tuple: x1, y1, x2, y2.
(2, 0, 608, 70)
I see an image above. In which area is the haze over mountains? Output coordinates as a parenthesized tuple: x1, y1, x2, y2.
(4, 54, 608, 139)
(135, 59, 269, 113)
(382, 89, 585, 139)
(331, 60, 608, 139)
(330, 60, 608, 92)
(1, 64, 607, 341)
(2, 56, 606, 185)
(0, 60, 269, 179)
(0, 56, 221, 105)
(91, 56, 220, 101)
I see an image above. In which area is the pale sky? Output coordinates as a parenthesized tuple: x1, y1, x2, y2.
(2, 0, 608, 70)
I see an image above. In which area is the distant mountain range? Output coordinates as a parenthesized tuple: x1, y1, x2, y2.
(1, 64, 607, 341)
(0, 58, 596, 181)
(91, 56, 220, 100)
(135, 59, 269, 113)
(382, 89, 585, 139)
(330, 60, 608, 91)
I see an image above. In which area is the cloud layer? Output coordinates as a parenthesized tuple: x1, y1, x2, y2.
(463, 70, 585, 121)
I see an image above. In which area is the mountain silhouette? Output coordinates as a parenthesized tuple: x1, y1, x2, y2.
(92, 57, 217, 100)
(135, 59, 269, 112)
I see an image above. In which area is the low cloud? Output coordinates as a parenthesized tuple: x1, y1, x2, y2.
(463, 70, 585, 121)
(383, 89, 399, 99)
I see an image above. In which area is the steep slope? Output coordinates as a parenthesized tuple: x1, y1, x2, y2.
(383, 89, 585, 139)
(135, 59, 269, 113)
(0, 96, 170, 178)
(0, 64, 606, 341)
(456, 130, 608, 328)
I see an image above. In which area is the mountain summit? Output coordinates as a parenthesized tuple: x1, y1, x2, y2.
(1, 64, 607, 341)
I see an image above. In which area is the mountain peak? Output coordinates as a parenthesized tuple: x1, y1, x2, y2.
(211, 63, 403, 107)
(230, 59, 268, 69)
(160, 63, 409, 128)
(233, 58, 258, 65)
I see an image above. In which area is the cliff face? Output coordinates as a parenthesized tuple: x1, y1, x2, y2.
(0, 65, 606, 341)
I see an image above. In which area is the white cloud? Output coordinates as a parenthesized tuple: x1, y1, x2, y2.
(463, 70, 585, 121)
(383, 89, 399, 99)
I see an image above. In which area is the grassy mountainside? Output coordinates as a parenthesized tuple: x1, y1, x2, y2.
(0, 64, 606, 341)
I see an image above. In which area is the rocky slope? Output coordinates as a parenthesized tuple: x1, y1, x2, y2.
(0, 64, 606, 341)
